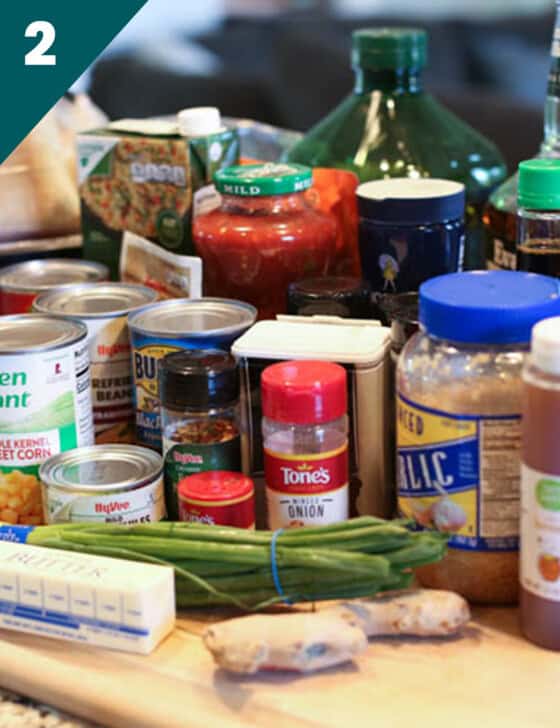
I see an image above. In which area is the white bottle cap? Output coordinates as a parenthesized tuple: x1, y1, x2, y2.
(177, 107, 223, 137)
(531, 316, 560, 375)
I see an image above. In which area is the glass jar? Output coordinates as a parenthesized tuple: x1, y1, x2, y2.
(516, 158, 560, 277)
(357, 178, 465, 294)
(159, 349, 242, 520)
(397, 270, 560, 604)
(192, 163, 337, 320)
(261, 360, 349, 529)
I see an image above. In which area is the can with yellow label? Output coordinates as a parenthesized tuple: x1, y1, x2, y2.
(128, 298, 256, 450)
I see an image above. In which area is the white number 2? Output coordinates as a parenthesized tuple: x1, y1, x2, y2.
(24, 21, 56, 66)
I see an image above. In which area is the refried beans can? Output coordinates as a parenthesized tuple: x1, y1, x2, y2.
(0, 259, 109, 314)
(177, 470, 255, 528)
(39, 444, 165, 524)
(0, 315, 94, 526)
(34, 283, 157, 444)
(128, 298, 257, 450)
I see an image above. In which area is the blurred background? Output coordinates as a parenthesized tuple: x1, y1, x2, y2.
(75, 0, 556, 174)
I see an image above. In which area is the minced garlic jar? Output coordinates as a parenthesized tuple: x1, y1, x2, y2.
(396, 270, 560, 604)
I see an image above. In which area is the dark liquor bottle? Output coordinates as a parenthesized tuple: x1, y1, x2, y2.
(484, 2, 560, 271)
(287, 28, 506, 269)
(517, 158, 560, 278)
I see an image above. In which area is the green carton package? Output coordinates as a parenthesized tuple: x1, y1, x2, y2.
(78, 115, 239, 278)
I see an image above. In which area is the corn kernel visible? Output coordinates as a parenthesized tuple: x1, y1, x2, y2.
(6, 496, 22, 510)
(0, 509, 19, 524)
(19, 500, 33, 516)
(0, 470, 42, 524)
(5, 482, 19, 496)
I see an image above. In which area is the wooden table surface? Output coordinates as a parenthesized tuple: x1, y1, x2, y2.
(0, 606, 558, 728)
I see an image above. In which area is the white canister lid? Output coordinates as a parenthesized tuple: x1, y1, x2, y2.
(177, 107, 223, 137)
(531, 316, 560, 375)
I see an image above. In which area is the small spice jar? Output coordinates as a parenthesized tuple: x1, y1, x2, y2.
(397, 270, 560, 604)
(357, 178, 465, 294)
(177, 470, 255, 528)
(287, 276, 372, 318)
(159, 349, 242, 520)
(193, 163, 337, 320)
(261, 360, 349, 529)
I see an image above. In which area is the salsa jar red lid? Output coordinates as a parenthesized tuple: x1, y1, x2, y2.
(261, 360, 347, 425)
(177, 470, 254, 504)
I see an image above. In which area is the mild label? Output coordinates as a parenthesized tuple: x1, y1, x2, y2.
(264, 443, 349, 529)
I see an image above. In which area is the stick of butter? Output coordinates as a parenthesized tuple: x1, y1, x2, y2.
(0, 542, 175, 654)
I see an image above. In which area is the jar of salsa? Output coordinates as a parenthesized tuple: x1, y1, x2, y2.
(193, 163, 337, 319)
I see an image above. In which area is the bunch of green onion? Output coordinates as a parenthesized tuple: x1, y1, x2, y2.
(26, 517, 447, 611)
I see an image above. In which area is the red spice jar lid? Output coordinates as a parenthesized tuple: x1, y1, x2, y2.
(261, 360, 347, 425)
(178, 470, 254, 503)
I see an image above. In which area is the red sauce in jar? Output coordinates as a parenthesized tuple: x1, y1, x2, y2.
(193, 164, 337, 320)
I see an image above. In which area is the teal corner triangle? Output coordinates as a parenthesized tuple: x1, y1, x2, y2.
(1, 0, 148, 163)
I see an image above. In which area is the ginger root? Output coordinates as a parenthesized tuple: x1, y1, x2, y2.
(203, 611, 367, 675)
(329, 589, 470, 637)
(203, 589, 470, 675)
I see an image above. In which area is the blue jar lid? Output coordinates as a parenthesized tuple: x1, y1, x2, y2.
(420, 271, 560, 344)
(356, 178, 465, 224)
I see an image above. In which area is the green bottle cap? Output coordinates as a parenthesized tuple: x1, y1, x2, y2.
(214, 163, 313, 196)
(351, 28, 427, 71)
(518, 159, 560, 210)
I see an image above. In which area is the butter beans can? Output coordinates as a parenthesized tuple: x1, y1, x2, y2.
(39, 444, 165, 524)
(128, 298, 257, 450)
(178, 470, 255, 528)
(0, 259, 109, 314)
(34, 283, 157, 444)
(0, 315, 94, 526)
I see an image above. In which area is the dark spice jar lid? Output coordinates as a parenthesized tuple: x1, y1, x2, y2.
(159, 349, 239, 410)
(287, 276, 372, 318)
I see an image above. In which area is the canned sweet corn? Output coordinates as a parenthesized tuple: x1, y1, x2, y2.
(0, 315, 94, 525)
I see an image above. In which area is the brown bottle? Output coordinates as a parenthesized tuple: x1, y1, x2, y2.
(521, 316, 560, 649)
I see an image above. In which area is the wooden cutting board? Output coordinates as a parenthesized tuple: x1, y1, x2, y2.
(0, 606, 558, 728)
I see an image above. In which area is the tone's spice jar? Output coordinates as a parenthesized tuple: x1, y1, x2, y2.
(178, 470, 255, 528)
(159, 349, 242, 519)
(396, 270, 560, 604)
(261, 360, 349, 529)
